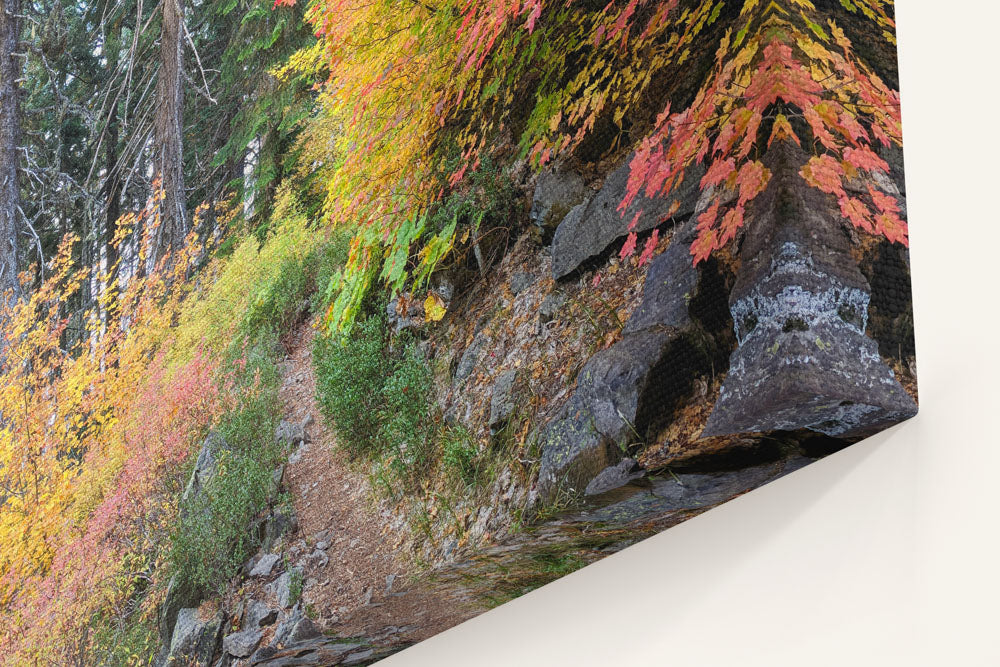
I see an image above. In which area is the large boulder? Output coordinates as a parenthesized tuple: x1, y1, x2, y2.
(580, 456, 814, 524)
(250, 640, 372, 666)
(622, 233, 699, 335)
(157, 575, 202, 664)
(551, 156, 704, 280)
(530, 168, 590, 237)
(537, 329, 670, 497)
(163, 608, 222, 666)
(223, 629, 262, 658)
(537, 225, 708, 499)
(703, 143, 917, 438)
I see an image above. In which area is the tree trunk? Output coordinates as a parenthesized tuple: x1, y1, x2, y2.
(105, 114, 121, 280)
(153, 0, 187, 265)
(0, 0, 22, 314)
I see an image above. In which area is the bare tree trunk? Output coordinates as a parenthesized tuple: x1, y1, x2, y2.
(102, 14, 122, 289)
(0, 0, 22, 314)
(153, 0, 187, 265)
(106, 115, 121, 279)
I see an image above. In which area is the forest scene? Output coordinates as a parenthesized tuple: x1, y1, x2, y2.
(0, 0, 917, 664)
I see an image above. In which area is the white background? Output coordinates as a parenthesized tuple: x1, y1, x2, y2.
(383, 2, 1000, 665)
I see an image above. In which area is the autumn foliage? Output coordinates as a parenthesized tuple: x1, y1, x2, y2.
(0, 0, 907, 660)
(269, 0, 904, 328)
(0, 190, 257, 661)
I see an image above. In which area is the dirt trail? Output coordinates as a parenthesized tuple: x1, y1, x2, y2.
(276, 322, 484, 647)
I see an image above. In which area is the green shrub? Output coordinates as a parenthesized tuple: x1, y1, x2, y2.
(314, 231, 352, 314)
(312, 315, 391, 457)
(288, 568, 304, 607)
(241, 250, 315, 339)
(169, 445, 278, 595)
(313, 314, 484, 493)
(378, 344, 435, 478)
(441, 425, 478, 486)
(168, 334, 284, 595)
(84, 605, 158, 667)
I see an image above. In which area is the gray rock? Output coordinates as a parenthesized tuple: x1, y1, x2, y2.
(267, 568, 301, 609)
(538, 226, 717, 500)
(275, 419, 307, 447)
(250, 640, 369, 666)
(455, 333, 488, 382)
(157, 575, 203, 664)
(385, 573, 396, 594)
(287, 443, 307, 465)
(538, 330, 671, 498)
(269, 465, 285, 496)
(430, 272, 455, 302)
(386, 293, 425, 333)
(622, 231, 698, 335)
(530, 168, 590, 235)
(181, 431, 230, 507)
(165, 608, 222, 666)
(488, 370, 518, 433)
(286, 615, 321, 643)
(580, 457, 813, 524)
(510, 271, 535, 295)
(538, 291, 567, 324)
(250, 553, 281, 578)
(584, 458, 644, 496)
(269, 604, 321, 649)
(551, 156, 703, 280)
(703, 143, 917, 438)
(262, 506, 297, 553)
(343, 649, 376, 665)
(243, 600, 278, 629)
(223, 629, 262, 658)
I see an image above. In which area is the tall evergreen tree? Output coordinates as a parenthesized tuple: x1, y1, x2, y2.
(0, 0, 22, 313)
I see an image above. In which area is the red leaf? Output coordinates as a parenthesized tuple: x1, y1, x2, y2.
(701, 158, 736, 189)
(844, 146, 889, 173)
(800, 155, 845, 199)
(838, 196, 874, 232)
(690, 228, 717, 265)
(735, 160, 770, 207)
(638, 229, 659, 266)
(718, 205, 744, 245)
(619, 232, 638, 260)
(696, 200, 720, 231)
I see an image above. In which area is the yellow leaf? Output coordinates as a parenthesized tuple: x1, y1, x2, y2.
(424, 293, 447, 322)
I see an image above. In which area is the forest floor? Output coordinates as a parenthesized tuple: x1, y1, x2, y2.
(275, 321, 486, 647)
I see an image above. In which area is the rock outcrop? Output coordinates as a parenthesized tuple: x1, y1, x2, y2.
(537, 225, 719, 499)
(530, 168, 590, 238)
(162, 608, 222, 666)
(550, 156, 704, 280)
(702, 142, 917, 438)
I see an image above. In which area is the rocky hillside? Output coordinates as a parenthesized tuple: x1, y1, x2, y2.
(0, 1, 915, 664)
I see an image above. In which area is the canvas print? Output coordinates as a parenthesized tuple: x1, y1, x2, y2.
(0, 0, 916, 664)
